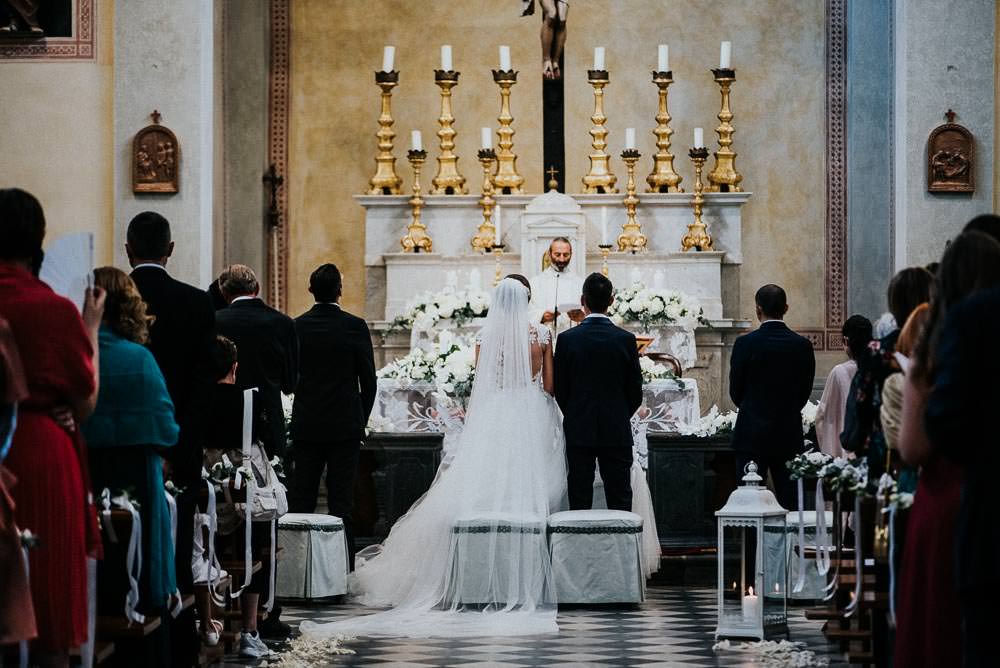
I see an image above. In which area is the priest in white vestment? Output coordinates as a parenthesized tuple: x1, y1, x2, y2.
(529, 237, 585, 335)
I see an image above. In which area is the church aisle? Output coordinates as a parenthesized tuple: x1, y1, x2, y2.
(221, 585, 847, 666)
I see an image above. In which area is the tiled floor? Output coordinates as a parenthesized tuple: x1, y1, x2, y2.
(223, 586, 849, 666)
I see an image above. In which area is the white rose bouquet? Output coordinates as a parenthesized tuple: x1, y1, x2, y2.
(607, 283, 707, 331)
(389, 286, 491, 333)
(786, 449, 833, 480)
(378, 331, 478, 400)
(801, 400, 819, 435)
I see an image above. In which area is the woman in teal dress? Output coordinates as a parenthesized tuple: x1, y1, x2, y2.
(83, 267, 179, 616)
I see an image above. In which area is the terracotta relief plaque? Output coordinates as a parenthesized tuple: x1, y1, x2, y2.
(132, 111, 179, 193)
(927, 110, 973, 193)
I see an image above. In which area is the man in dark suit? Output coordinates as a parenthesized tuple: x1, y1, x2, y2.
(215, 264, 298, 459)
(288, 264, 377, 568)
(126, 211, 215, 667)
(554, 273, 644, 511)
(729, 284, 815, 509)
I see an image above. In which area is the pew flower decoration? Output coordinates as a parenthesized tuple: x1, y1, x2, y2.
(20, 528, 39, 549)
(388, 286, 491, 333)
(677, 404, 738, 438)
(638, 355, 678, 384)
(818, 457, 868, 493)
(786, 449, 832, 480)
(608, 284, 707, 331)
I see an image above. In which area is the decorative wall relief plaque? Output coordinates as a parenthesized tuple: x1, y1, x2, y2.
(927, 109, 973, 193)
(132, 110, 179, 193)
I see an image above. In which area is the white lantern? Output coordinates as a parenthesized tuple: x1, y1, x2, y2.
(715, 462, 789, 640)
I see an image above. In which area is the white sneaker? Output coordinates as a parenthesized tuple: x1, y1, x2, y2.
(238, 631, 271, 659)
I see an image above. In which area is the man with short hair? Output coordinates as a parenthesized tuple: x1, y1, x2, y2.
(288, 264, 377, 569)
(126, 210, 215, 666)
(554, 273, 644, 511)
(728, 284, 815, 509)
(529, 237, 585, 334)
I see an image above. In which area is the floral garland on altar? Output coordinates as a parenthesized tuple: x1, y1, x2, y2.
(638, 355, 680, 384)
(377, 330, 477, 399)
(388, 285, 491, 334)
(677, 400, 819, 439)
(608, 283, 708, 331)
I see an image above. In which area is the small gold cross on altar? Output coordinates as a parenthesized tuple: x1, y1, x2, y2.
(546, 165, 559, 191)
(151, 109, 162, 125)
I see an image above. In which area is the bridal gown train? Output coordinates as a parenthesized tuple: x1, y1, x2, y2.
(301, 278, 567, 638)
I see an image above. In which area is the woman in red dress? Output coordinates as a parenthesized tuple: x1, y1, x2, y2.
(0, 188, 104, 667)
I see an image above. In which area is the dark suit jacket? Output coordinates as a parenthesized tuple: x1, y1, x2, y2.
(216, 298, 298, 457)
(130, 265, 216, 485)
(925, 287, 1000, 593)
(290, 303, 377, 443)
(729, 320, 816, 458)
(554, 316, 644, 450)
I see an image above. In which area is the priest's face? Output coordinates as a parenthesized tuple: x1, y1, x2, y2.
(550, 240, 572, 272)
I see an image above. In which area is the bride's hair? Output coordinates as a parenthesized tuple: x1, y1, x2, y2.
(504, 273, 531, 300)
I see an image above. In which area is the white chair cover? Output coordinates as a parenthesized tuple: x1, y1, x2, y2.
(547, 510, 645, 604)
(276, 513, 348, 599)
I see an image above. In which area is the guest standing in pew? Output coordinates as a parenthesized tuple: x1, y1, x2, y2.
(82, 267, 179, 668)
(126, 211, 215, 666)
(0, 188, 104, 667)
(728, 284, 815, 509)
(814, 314, 871, 459)
(288, 264, 377, 570)
(897, 230, 1000, 668)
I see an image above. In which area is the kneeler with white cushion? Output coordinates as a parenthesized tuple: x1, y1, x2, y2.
(275, 513, 349, 599)
(547, 510, 645, 604)
(446, 513, 548, 605)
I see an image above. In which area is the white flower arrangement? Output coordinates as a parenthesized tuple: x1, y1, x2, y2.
(801, 400, 819, 435)
(638, 355, 678, 384)
(378, 330, 477, 399)
(388, 286, 491, 333)
(787, 449, 833, 480)
(607, 283, 706, 331)
(677, 405, 738, 438)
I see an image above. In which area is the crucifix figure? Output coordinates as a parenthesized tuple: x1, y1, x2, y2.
(523, 0, 569, 80)
(263, 164, 284, 228)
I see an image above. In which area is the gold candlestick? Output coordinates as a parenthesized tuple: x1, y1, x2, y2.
(707, 68, 743, 192)
(367, 71, 404, 195)
(492, 243, 506, 285)
(582, 70, 618, 194)
(617, 149, 647, 253)
(646, 71, 683, 193)
(598, 243, 613, 277)
(683, 147, 714, 251)
(472, 148, 497, 252)
(491, 70, 524, 194)
(430, 70, 468, 195)
(401, 150, 433, 252)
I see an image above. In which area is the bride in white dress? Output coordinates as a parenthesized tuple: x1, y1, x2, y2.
(301, 276, 567, 638)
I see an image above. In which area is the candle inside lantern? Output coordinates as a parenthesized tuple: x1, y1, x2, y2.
(499, 45, 511, 71)
(382, 45, 395, 72)
(593, 46, 605, 70)
(411, 130, 422, 151)
(720, 41, 732, 69)
(495, 204, 503, 245)
(481, 127, 492, 150)
(694, 127, 704, 149)
(625, 128, 636, 150)
(657, 44, 669, 72)
(742, 586, 760, 620)
(600, 207, 608, 245)
(441, 44, 453, 71)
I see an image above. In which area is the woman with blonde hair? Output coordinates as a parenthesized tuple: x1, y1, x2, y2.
(82, 267, 179, 662)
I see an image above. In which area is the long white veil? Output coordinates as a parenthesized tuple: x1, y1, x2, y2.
(300, 278, 565, 638)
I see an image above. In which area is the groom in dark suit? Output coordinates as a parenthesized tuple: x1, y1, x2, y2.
(729, 284, 815, 509)
(554, 273, 644, 511)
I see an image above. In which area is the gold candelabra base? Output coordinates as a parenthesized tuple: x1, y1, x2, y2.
(472, 149, 497, 252)
(598, 244, 613, 277)
(492, 244, 506, 285)
(401, 150, 433, 252)
(646, 71, 684, 193)
(491, 70, 524, 194)
(707, 68, 743, 193)
(367, 71, 403, 195)
(582, 70, 618, 194)
(431, 70, 468, 195)
(683, 147, 713, 251)
(617, 150, 647, 253)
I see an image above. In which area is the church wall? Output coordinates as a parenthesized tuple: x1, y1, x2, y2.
(0, 2, 115, 267)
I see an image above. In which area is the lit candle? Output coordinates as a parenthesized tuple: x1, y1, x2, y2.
(411, 130, 422, 151)
(481, 127, 492, 150)
(720, 41, 732, 69)
(441, 44, 453, 71)
(600, 207, 608, 245)
(499, 45, 511, 71)
(593, 46, 605, 70)
(694, 127, 704, 148)
(382, 45, 395, 72)
(657, 44, 669, 72)
(742, 586, 760, 620)
(625, 128, 636, 150)
(494, 204, 502, 245)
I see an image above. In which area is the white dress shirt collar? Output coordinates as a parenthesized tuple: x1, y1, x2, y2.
(133, 262, 167, 271)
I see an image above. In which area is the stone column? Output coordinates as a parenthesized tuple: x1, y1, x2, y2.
(113, 0, 217, 287)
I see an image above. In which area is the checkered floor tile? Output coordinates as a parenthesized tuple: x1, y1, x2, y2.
(221, 586, 850, 666)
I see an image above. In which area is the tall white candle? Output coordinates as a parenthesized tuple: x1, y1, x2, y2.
(742, 586, 760, 620)
(499, 45, 511, 71)
(625, 128, 636, 150)
(657, 44, 669, 72)
(382, 45, 395, 72)
(694, 127, 704, 148)
(495, 204, 502, 245)
(481, 127, 492, 150)
(593, 47, 605, 70)
(720, 41, 732, 69)
(441, 44, 453, 71)
(600, 207, 608, 245)
(411, 130, 422, 151)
